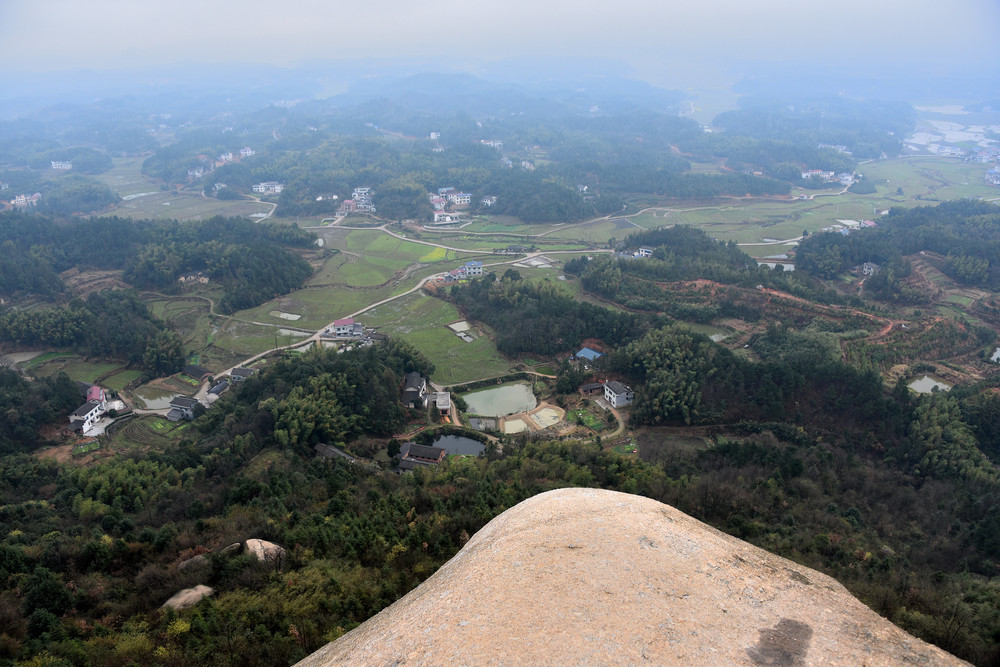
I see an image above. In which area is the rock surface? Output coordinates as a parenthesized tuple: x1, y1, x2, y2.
(297, 488, 965, 666)
(245, 538, 285, 563)
(161, 584, 213, 611)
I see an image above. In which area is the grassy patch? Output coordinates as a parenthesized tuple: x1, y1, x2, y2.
(23, 352, 75, 369)
(72, 441, 101, 456)
(102, 190, 272, 221)
(534, 365, 555, 375)
(102, 370, 143, 391)
(364, 293, 514, 385)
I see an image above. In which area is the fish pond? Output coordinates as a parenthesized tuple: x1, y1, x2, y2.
(461, 382, 537, 416)
(908, 375, 952, 394)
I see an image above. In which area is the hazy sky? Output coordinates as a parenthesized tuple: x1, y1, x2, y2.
(2, 0, 998, 85)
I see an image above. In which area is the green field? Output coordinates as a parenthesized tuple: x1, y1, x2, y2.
(102, 370, 143, 391)
(94, 157, 161, 198)
(29, 356, 124, 384)
(363, 293, 514, 385)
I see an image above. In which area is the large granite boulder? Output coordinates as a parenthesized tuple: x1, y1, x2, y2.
(297, 488, 965, 666)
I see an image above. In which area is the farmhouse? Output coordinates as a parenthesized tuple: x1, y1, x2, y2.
(576, 347, 603, 362)
(331, 317, 364, 337)
(167, 396, 200, 422)
(399, 442, 446, 464)
(579, 382, 604, 396)
(240, 147, 255, 158)
(208, 380, 229, 397)
(637, 246, 655, 258)
(433, 211, 463, 224)
(230, 367, 256, 382)
(604, 381, 634, 408)
(182, 365, 212, 382)
(464, 261, 483, 276)
(252, 182, 284, 194)
(68, 400, 103, 434)
(402, 372, 427, 408)
(50, 161, 72, 170)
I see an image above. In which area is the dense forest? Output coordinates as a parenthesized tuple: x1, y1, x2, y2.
(447, 271, 661, 356)
(796, 200, 1000, 288)
(0, 290, 185, 378)
(0, 213, 315, 314)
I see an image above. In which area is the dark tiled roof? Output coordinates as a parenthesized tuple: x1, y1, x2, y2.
(71, 400, 101, 418)
(170, 396, 199, 409)
(605, 381, 629, 395)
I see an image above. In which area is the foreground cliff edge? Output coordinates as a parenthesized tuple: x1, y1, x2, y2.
(297, 488, 964, 666)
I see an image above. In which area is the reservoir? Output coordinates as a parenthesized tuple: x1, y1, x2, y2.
(462, 382, 537, 416)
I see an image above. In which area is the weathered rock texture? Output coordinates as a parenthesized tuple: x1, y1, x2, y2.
(161, 584, 213, 611)
(245, 538, 285, 563)
(297, 488, 965, 666)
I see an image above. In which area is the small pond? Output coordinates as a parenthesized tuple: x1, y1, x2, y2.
(462, 382, 537, 416)
(133, 386, 177, 409)
(908, 375, 952, 394)
(431, 435, 485, 456)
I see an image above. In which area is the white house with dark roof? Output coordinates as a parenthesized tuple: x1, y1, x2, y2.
(167, 396, 200, 422)
(69, 401, 103, 433)
(604, 381, 634, 408)
(230, 367, 255, 382)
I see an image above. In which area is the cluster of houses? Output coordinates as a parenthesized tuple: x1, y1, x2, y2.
(820, 219, 878, 235)
(442, 260, 484, 282)
(428, 186, 502, 225)
(966, 148, 1000, 164)
(986, 168, 1000, 187)
(186, 148, 255, 183)
(578, 379, 635, 408)
(338, 187, 376, 214)
(801, 170, 855, 185)
(10, 192, 41, 208)
(572, 348, 635, 408)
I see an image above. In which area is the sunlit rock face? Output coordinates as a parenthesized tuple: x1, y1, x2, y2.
(297, 488, 966, 666)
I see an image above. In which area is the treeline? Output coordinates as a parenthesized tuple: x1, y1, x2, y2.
(0, 212, 315, 314)
(797, 200, 1000, 288)
(0, 290, 185, 376)
(608, 324, 902, 430)
(448, 272, 660, 356)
